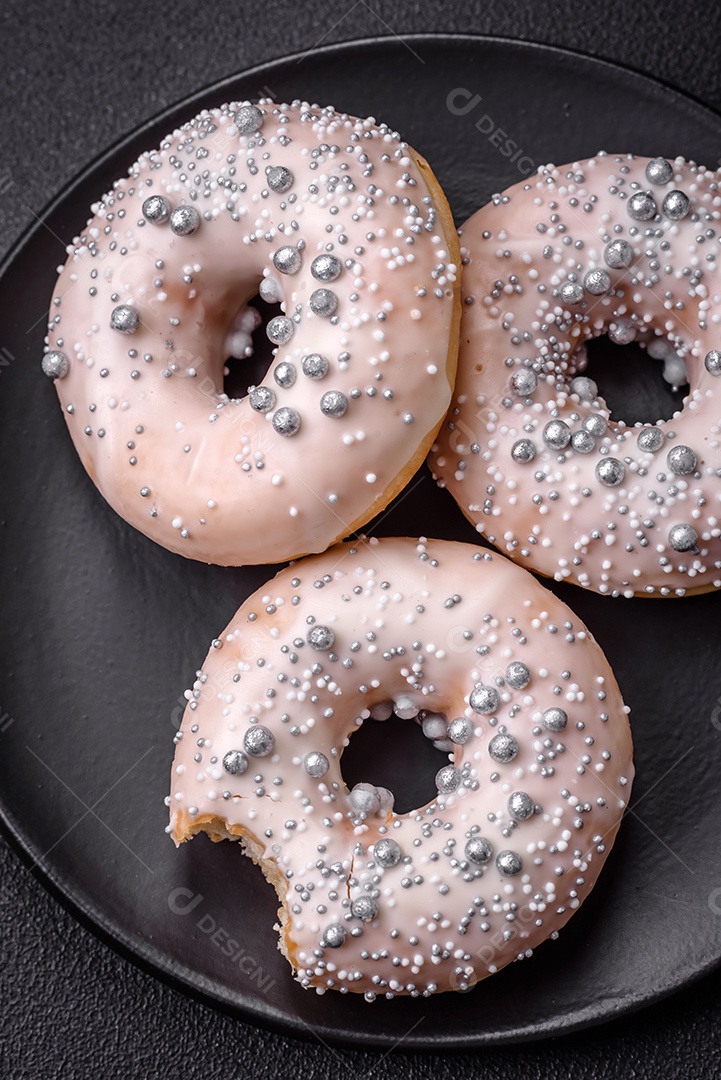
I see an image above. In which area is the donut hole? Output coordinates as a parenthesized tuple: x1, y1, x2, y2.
(341, 705, 452, 815)
(580, 335, 689, 424)
(222, 294, 278, 400)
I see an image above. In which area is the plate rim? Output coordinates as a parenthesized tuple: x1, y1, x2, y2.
(2, 31, 721, 1050)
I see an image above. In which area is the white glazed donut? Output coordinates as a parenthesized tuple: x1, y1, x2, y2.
(43, 100, 459, 565)
(168, 536, 633, 998)
(429, 153, 721, 597)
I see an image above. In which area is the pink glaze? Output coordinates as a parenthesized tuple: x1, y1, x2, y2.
(44, 100, 458, 565)
(168, 537, 633, 998)
(430, 153, 721, 596)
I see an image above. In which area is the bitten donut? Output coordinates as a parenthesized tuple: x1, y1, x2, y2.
(430, 153, 721, 597)
(43, 99, 459, 565)
(168, 536, 633, 998)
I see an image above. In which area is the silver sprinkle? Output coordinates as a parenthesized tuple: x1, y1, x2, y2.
(273, 246, 302, 275)
(223, 749, 249, 775)
(351, 895, 378, 922)
(243, 726, 275, 757)
(266, 165, 293, 193)
(609, 319, 636, 345)
(272, 406, 301, 437)
(311, 254, 342, 282)
(322, 924, 346, 949)
(560, 281, 584, 305)
(570, 376, 598, 401)
(542, 707, 568, 732)
(465, 837, 493, 864)
(543, 419, 571, 449)
(583, 413, 608, 437)
(274, 361, 297, 388)
(302, 353, 330, 380)
(667, 444, 697, 475)
(235, 104, 264, 134)
(303, 751, 330, 778)
(447, 717, 473, 744)
(249, 385, 276, 413)
(349, 783, 380, 815)
(266, 316, 294, 345)
(511, 438, 536, 464)
(308, 625, 334, 650)
(488, 732, 519, 763)
(142, 195, 171, 224)
(169, 205, 200, 236)
(668, 523, 698, 552)
(469, 684, 500, 715)
(320, 390, 348, 418)
(637, 427, 664, 453)
(395, 695, 418, 719)
(604, 239, 633, 269)
(704, 349, 721, 376)
(309, 288, 337, 317)
(663, 189, 690, 220)
(511, 369, 538, 396)
(496, 850, 522, 876)
(505, 661, 530, 689)
(584, 267, 612, 295)
(41, 350, 69, 379)
(259, 276, 282, 304)
(645, 157, 673, 185)
(110, 305, 140, 334)
(374, 838, 402, 867)
(571, 429, 596, 454)
(596, 457, 625, 486)
(508, 791, 534, 820)
(435, 765, 461, 794)
(627, 190, 658, 220)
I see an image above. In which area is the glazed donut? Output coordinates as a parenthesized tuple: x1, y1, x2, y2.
(429, 153, 721, 597)
(43, 99, 459, 565)
(168, 536, 633, 998)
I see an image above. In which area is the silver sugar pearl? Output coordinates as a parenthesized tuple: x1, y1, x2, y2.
(110, 304, 140, 334)
(272, 407, 301, 437)
(704, 349, 721, 376)
(435, 765, 461, 794)
(307, 625, 335, 651)
(421, 714, 448, 740)
(266, 316, 294, 345)
(41, 350, 69, 379)
(496, 850, 523, 876)
(394, 695, 418, 719)
(469, 684, 501, 715)
(274, 361, 297, 388)
(543, 419, 571, 449)
(570, 376, 598, 401)
(511, 438, 536, 464)
(351, 895, 379, 922)
(303, 751, 330, 778)
(302, 353, 330, 380)
(596, 457, 625, 486)
(464, 837, 493, 864)
(311, 254, 342, 282)
(511, 369, 538, 396)
(322, 924, 346, 949)
(273, 245, 302, 275)
(447, 717, 473, 744)
(627, 190, 658, 220)
(259, 276, 282, 304)
(249, 385, 276, 413)
(542, 707, 568, 732)
(349, 782, 381, 816)
(374, 838, 402, 867)
(571, 429, 596, 454)
(266, 165, 294, 193)
(645, 157, 673, 185)
(505, 661, 531, 690)
(663, 189, 690, 220)
(584, 268, 612, 295)
(222, 749, 249, 775)
(604, 239, 633, 269)
(320, 390, 348, 418)
(142, 195, 171, 224)
(234, 104, 264, 134)
(609, 319, 637, 345)
(560, 281, 584, 305)
(583, 413, 608, 437)
(243, 725, 275, 757)
(169, 205, 200, 236)
(309, 288, 338, 317)
(668, 523, 698, 552)
(637, 427, 664, 453)
(508, 791, 535, 820)
(488, 732, 519, 763)
(667, 444, 697, 475)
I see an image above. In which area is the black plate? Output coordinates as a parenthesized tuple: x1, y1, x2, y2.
(2, 35, 721, 1051)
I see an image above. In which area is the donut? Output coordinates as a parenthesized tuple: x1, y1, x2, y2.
(43, 99, 460, 565)
(429, 153, 721, 597)
(168, 536, 633, 998)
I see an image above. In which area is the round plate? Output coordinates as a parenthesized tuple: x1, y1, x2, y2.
(2, 35, 721, 1050)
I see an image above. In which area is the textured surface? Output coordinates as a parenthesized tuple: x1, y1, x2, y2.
(2, 1, 721, 1076)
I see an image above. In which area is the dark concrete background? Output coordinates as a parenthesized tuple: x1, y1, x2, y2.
(1, 1, 721, 1076)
